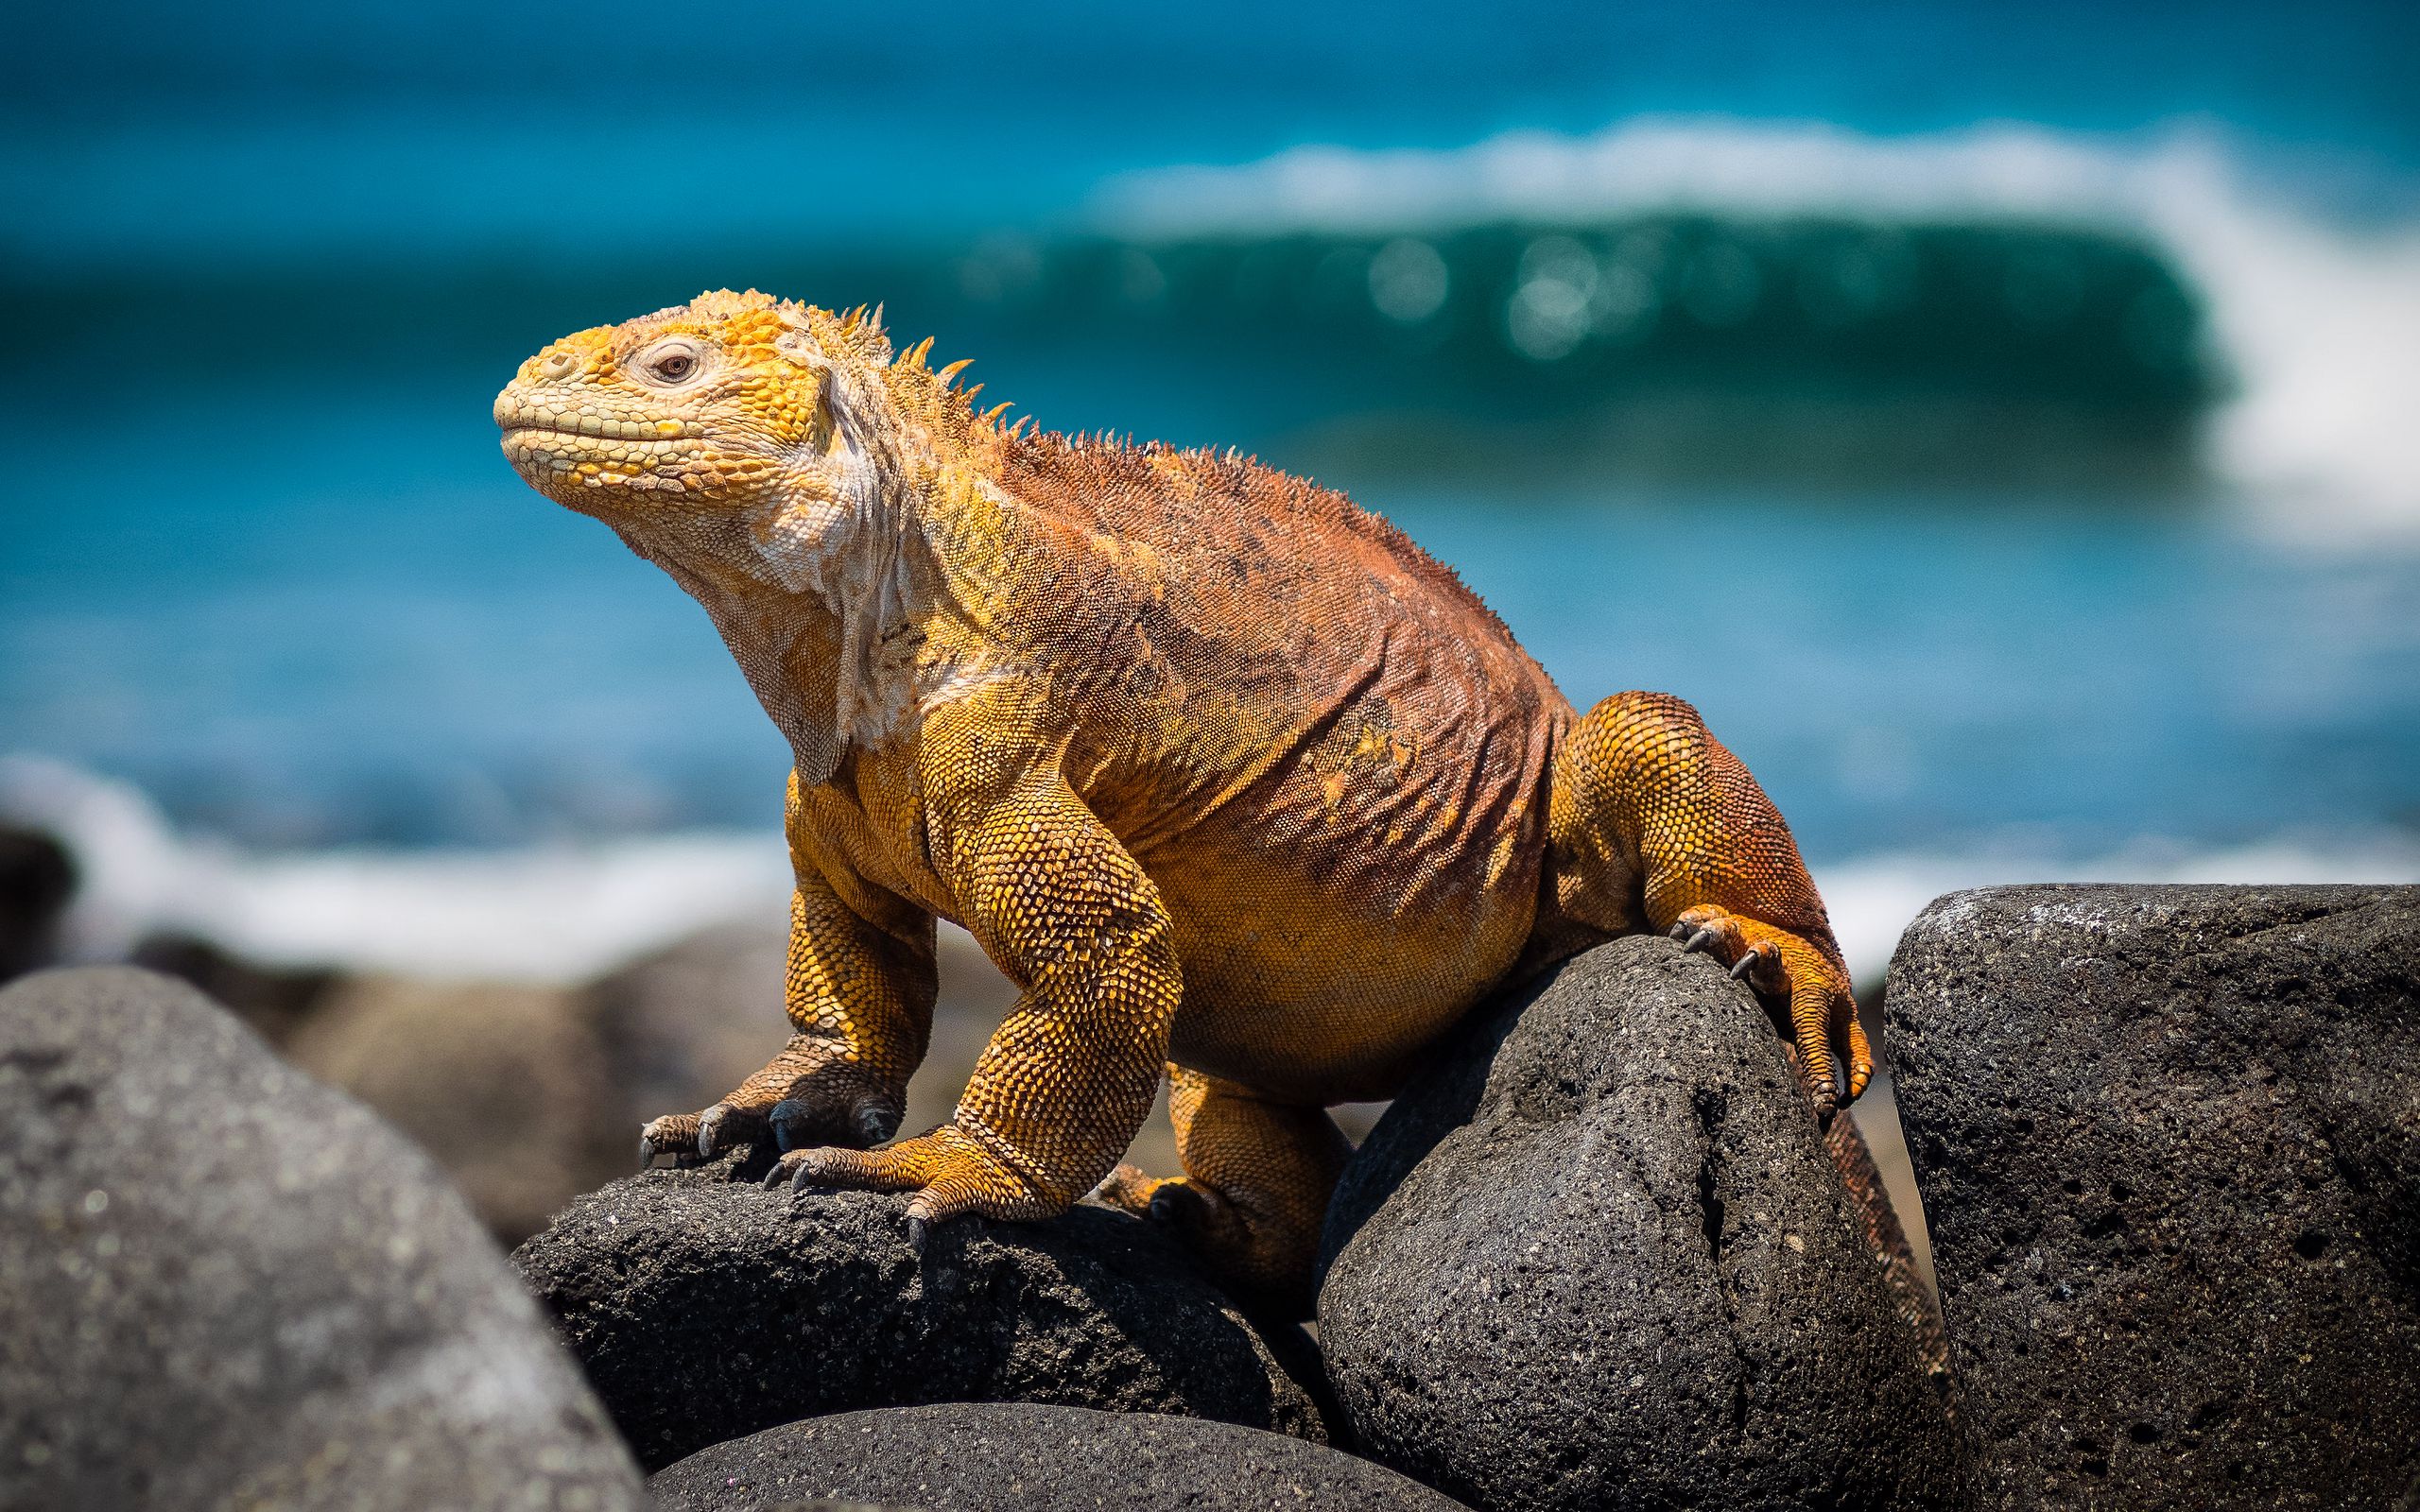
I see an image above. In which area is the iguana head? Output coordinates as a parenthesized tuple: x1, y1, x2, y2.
(497, 290, 1002, 775)
(495, 288, 860, 520)
(495, 289, 996, 572)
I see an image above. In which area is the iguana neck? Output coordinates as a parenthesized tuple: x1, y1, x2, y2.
(610, 400, 997, 787)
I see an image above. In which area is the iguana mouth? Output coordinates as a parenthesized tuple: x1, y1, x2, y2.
(500, 425, 703, 479)
(494, 386, 695, 445)
(499, 423, 698, 490)
(500, 416, 689, 445)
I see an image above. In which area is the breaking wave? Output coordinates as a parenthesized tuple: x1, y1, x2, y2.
(9, 756, 2413, 990)
(1091, 119, 2420, 531)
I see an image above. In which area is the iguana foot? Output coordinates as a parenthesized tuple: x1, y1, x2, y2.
(1092, 1072, 1349, 1318)
(768, 1122, 1063, 1230)
(1098, 1162, 1260, 1237)
(1096, 1163, 1324, 1317)
(1097, 1163, 1247, 1238)
(1669, 904, 1871, 1116)
(637, 1035, 904, 1168)
(638, 1102, 764, 1166)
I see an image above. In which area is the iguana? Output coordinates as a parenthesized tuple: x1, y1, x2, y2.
(494, 289, 1877, 1311)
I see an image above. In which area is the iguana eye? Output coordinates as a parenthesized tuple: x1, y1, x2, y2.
(632, 339, 709, 388)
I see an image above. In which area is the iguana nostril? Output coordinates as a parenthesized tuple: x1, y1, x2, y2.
(541, 351, 577, 379)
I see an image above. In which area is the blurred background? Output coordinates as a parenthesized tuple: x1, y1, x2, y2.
(3, 1, 2415, 1242)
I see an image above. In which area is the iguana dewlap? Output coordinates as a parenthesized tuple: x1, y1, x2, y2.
(496, 289, 1870, 1308)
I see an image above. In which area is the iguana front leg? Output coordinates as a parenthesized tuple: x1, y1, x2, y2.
(639, 848, 935, 1164)
(1554, 690, 1870, 1114)
(770, 714, 1182, 1240)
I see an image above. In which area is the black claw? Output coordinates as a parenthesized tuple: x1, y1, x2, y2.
(856, 1102, 898, 1146)
(904, 1215, 929, 1253)
(1729, 954, 1757, 980)
(762, 1159, 791, 1191)
(696, 1106, 727, 1160)
(1668, 922, 1691, 941)
(637, 1129, 658, 1168)
(1682, 926, 1719, 955)
(790, 1159, 821, 1194)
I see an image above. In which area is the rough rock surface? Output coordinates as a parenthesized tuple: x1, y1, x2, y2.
(650, 1402, 1463, 1511)
(513, 1162, 1323, 1470)
(0, 967, 647, 1511)
(1888, 885, 2420, 1508)
(1320, 936, 1959, 1511)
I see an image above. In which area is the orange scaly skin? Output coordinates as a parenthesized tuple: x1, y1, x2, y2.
(494, 289, 1871, 1309)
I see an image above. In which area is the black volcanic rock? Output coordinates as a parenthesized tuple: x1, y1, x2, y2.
(0, 824, 75, 983)
(650, 1401, 1462, 1512)
(1319, 936, 1960, 1511)
(1888, 885, 2420, 1508)
(513, 1162, 1324, 1470)
(0, 967, 646, 1511)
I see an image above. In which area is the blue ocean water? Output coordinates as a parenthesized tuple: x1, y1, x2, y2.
(2, 1, 2416, 975)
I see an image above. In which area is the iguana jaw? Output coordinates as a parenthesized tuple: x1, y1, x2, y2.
(495, 408, 707, 498)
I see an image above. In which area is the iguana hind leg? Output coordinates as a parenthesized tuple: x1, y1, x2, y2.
(1549, 690, 1871, 1112)
(1098, 1066, 1352, 1317)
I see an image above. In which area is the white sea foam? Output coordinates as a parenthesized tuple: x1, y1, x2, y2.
(8, 754, 2413, 992)
(1096, 119, 2420, 537)
(1815, 835, 2420, 987)
(0, 756, 789, 982)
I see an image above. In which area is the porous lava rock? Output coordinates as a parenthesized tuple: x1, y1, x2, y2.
(513, 1162, 1323, 1470)
(1320, 935, 1960, 1511)
(649, 1401, 1463, 1511)
(0, 967, 647, 1511)
(1888, 885, 2420, 1507)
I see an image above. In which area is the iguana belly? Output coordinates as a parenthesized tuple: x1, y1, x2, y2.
(1127, 724, 1555, 1105)
(1153, 861, 1539, 1104)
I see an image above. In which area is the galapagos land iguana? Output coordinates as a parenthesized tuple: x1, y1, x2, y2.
(494, 289, 1886, 1313)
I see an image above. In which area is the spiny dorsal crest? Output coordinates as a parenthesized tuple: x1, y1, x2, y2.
(688, 291, 1005, 443)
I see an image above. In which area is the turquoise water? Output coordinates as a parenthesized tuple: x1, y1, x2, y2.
(6, 381, 2413, 864)
(3, 0, 2416, 888)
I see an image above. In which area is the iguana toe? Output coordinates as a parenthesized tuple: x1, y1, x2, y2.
(775, 1125, 1063, 1228)
(696, 1101, 767, 1160)
(638, 1110, 706, 1167)
(770, 1088, 903, 1151)
(640, 1098, 786, 1167)
(1670, 904, 1862, 1117)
